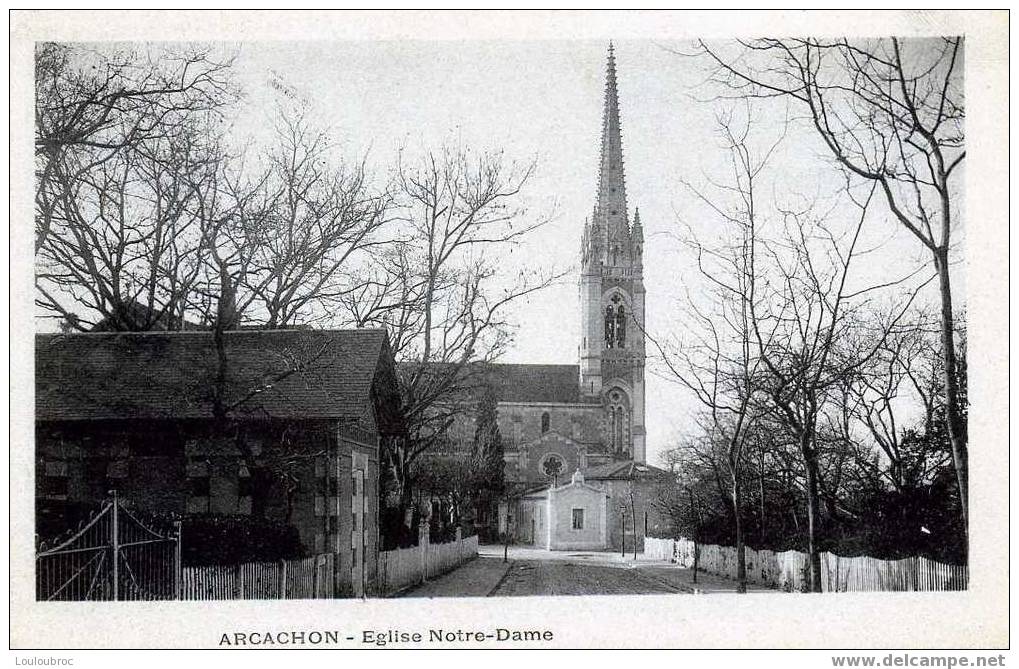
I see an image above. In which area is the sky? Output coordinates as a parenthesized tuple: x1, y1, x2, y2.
(44, 39, 960, 468)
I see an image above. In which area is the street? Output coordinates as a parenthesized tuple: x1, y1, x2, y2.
(490, 558, 683, 597)
(401, 545, 774, 598)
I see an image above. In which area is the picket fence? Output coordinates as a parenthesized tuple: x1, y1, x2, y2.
(181, 533, 480, 600)
(645, 537, 968, 592)
(378, 532, 479, 595)
(181, 553, 336, 600)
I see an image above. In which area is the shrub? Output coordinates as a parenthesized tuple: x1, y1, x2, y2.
(180, 514, 305, 566)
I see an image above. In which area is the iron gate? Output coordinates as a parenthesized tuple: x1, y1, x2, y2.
(36, 494, 180, 601)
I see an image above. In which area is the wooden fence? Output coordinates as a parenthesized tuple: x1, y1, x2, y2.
(181, 554, 335, 600)
(180, 531, 479, 599)
(645, 537, 968, 592)
(378, 531, 478, 595)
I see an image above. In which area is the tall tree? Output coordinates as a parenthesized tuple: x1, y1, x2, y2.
(652, 113, 778, 593)
(695, 37, 969, 532)
(471, 385, 505, 529)
(351, 142, 559, 534)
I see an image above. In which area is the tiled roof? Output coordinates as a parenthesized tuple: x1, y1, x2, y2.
(582, 460, 672, 480)
(394, 361, 592, 405)
(481, 363, 586, 404)
(36, 329, 392, 422)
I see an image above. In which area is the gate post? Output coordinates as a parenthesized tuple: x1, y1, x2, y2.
(111, 490, 119, 601)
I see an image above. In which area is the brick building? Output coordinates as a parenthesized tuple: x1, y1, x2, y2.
(34, 328, 402, 596)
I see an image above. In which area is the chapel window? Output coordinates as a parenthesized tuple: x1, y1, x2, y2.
(541, 412, 550, 434)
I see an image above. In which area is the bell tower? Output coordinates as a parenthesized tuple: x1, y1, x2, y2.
(578, 43, 647, 464)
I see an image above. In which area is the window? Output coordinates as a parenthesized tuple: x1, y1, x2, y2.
(316, 475, 338, 496)
(615, 304, 626, 348)
(541, 454, 564, 485)
(42, 460, 69, 499)
(43, 475, 69, 498)
(572, 508, 585, 530)
(541, 412, 550, 434)
(238, 465, 253, 498)
(604, 305, 615, 348)
(103, 460, 128, 495)
(614, 406, 624, 451)
(189, 476, 210, 497)
(186, 460, 211, 513)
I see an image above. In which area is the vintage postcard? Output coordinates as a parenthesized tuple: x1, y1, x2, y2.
(8, 9, 1009, 653)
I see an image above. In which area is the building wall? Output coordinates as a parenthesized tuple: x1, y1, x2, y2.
(36, 419, 380, 594)
(547, 484, 608, 550)
(496, 402, 603, 450)
(495, 403, 622, 486)
(588, 476, 672, 553)
(513, 496, 546, 546)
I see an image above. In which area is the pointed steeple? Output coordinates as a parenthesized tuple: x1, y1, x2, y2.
(632, 206, 644, 264)
(595, 42, 629, 249)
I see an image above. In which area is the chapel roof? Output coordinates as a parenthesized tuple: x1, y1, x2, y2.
(582, 460, 672, 481)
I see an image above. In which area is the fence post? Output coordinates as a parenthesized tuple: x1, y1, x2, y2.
(456, 527, 463, 565)
(313, 556, 319, 598)
(419, 521, 430, 584)
(280, 559, 288, 599)
(111, 491, 119, 601)
(174, 520, 182, 601)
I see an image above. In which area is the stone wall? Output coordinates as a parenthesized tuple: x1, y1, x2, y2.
(496, 402, 604, 450)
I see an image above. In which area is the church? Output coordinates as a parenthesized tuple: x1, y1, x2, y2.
(488, 44, 673, 552)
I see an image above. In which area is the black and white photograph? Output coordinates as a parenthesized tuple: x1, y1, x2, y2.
(10, 9, 1009, 652)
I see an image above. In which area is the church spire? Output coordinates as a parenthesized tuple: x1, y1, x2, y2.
(595, 42, 629, 248)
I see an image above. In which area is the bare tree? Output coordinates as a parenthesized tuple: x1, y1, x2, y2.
(195, 111, 393, 330)
(836, 314, 945, 494)
(747, 184, 936, 589)
(36, 113, 220, 331)
(35, 43, 236, 252)
(350, 142, 560, 534)
(650, 112, 786, 592)
(695, 37, 969, 531)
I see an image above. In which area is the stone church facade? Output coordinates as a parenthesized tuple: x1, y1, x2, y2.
(491, 45, 672, 551)
(498, 44, 646, 484)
